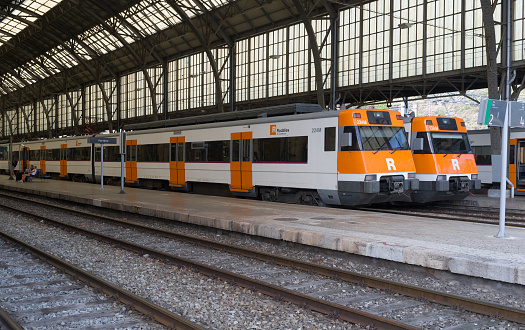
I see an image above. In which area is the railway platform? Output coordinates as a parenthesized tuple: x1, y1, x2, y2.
(1, 176, 524, 286)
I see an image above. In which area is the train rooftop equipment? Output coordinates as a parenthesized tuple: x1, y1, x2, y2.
(0, 105, 419, 207)
(406, 116, 481, 203)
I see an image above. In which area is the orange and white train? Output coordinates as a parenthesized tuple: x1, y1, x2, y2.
(0, 104, 420, 206)
(405, 116, 481, 203)
(469, 127, 525, 195)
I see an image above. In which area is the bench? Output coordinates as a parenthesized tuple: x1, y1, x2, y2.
(28, 170, 51, 182)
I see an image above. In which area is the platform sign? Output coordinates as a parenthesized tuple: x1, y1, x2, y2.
(88, 137, 117, 144)
(509, 101, 525, 128)
(478, 99, 507, 127)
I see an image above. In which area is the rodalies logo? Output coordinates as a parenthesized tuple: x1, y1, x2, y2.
(270, 125, 290, 136)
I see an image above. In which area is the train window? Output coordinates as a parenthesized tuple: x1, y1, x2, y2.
(436, 117, 458, 131)
(52, 149, 60, 161)
(242, 140, 251, 162)
(340, 127, 360, 151)
(158, 144, 169, 162)
(366, 111, 392, 125)
(206, 141, 229, 162)
(137, 144, 169, 162)
(509, 145, 515, 165)
(170, 144, 177, 161)
(29, 150, 39, 161)
(430, 132, 472, 154)
(253, 137, 308, 163)
(472, 146, 491, 165)
(171, 143, 185, 162)
(184, 140, 230, 162)
(254, 138, 280, 162)
(108, 146, 121, 161)
(178, 143, 184, 162)
(412, 132, 432, 154)
(72, 147, 91, 161)
(358, 126, 409, 151)
(231, 140, 240, 162)
(325, 127, 336, 151)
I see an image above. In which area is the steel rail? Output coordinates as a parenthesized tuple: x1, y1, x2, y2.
(2, 193, 525, 325)
(0, 202, 418, 330)
(358, 206, 525, 228)
(0, 229, 203, 330)
(0, 305, 23, 330)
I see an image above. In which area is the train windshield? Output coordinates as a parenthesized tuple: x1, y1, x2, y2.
(358, 126, 409, 151)
(430, 132, 472, 154)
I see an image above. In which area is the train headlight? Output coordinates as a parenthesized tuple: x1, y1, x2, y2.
(471, 174, 478, 179)
(365, 174, 377, 181)
(437, 175, 447, 181)
(407, 172, 416, 179)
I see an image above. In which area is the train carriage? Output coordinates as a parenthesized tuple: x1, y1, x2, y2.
(470, 127, 525, 195)
(0, 104, 419, 206)
(406, 116, 481, 203)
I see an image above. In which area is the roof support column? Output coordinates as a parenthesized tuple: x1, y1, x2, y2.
(163, 61, 168, 120)
(117, 77, 122, 129)
(229, 44, 236, 112)
(330, 10, 338, 110)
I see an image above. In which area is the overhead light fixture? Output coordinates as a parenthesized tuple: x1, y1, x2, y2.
(398, 23, 415, 29)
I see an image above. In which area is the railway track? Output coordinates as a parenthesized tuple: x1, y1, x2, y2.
(0, 192, 523, 329)
(360, 203, 525, 227)
(0, 231, 201, 329)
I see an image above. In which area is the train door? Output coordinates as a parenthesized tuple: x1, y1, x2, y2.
(125, 140, 138, 183)
(230, 132, 253, 192)
(515, 139, 525, 190)
(60, 144, 68, 178)
(40, 146, 46, 174)
(169, 137, 186, 187)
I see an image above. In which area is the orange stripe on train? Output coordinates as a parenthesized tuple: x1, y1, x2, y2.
(338, 150, 416, 174)
(412, 154, 478, 174)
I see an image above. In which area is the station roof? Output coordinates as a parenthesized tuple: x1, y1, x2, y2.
(0, 0, 344, 104)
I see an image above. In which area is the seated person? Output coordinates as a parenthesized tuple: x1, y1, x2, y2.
(19, 165, 37, 182)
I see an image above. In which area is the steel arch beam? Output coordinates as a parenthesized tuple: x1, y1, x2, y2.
(0, 9, 41, 29)
(84, 4, 165, 120)
(0, 62, 52, 136)
(190, 0, 233, 47)
(15, 47, 85, 132)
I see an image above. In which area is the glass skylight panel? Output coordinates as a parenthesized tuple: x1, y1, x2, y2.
(80, 25, 124, 56)
(200, 0, 230, 11)
(19, 70, 38, 84)
(47, 47, 78, 69)
(0, 0, 61, 46)
(25, 60, 52, 79)
(4, 74, 22, 91)
(25, 0, 61, 15)
(37, 55, 61, 74)
(122, 0, 181, 38)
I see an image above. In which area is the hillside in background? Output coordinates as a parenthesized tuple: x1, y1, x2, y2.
(389, 88, 525, 131)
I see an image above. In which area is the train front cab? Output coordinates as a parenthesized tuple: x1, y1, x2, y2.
(320, 109, 419, 205)
(409, 116, 481, 203)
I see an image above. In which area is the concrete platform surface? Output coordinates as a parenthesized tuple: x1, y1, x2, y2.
(1, 177, 524, 285)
